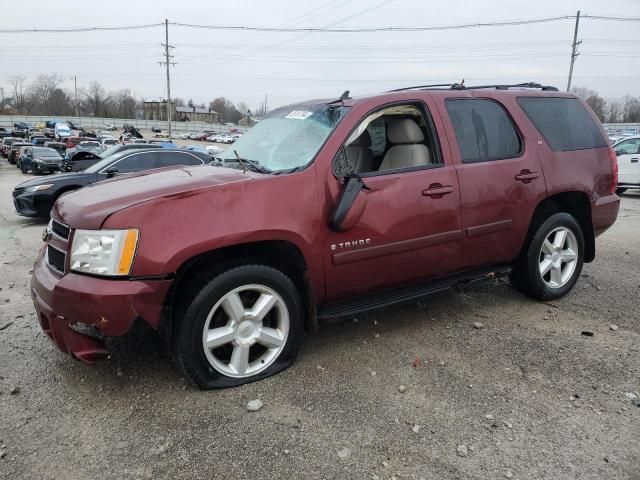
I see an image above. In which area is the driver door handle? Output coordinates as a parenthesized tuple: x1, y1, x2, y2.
(422, 184, 454, 197)
(631, 158, 639, 163)
(515, 170, 540, 183)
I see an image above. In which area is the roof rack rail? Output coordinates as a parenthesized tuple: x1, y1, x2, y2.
(387, 84, 454, 92)
(451, 82, 559, 91)
(388, 82, 558, 93)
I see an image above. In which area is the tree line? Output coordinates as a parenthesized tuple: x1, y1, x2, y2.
(1, 74, 253, 123)
(571, 86, 640, 123)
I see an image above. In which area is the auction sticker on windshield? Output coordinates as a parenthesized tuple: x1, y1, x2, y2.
(285, 111, 313, 120)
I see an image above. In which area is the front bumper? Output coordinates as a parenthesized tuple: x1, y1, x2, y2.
(13, 190, 51, 218)
(31, 247, 173, 364)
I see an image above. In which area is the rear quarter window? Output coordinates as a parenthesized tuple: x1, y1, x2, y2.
(445, 98, 522, 163)
(517, 97, 607, 152)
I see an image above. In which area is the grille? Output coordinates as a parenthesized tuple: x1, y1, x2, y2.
(51, 220, 70, 240)
(47, 245, 66, 273)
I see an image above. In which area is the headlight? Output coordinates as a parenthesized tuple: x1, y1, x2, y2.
(70, 229, 139, 276)
(24, 184, 53, 193)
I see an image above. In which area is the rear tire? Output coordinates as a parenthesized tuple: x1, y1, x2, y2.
(511, 212, 584, 300)
(20, 163, 27, 174)
(174, 264, 304, 389)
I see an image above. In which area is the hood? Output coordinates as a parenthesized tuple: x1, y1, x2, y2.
(53, 165, 261, 229)
(15, 171, 94, 189)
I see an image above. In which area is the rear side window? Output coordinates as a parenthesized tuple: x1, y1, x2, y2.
(445, 99, 521, 163)
(517, 97, 607, 152)
(158, 151, 203, 167)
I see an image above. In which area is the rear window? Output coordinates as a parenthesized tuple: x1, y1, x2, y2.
(445, 99, 522, 163)
(517, 97, 607, 152)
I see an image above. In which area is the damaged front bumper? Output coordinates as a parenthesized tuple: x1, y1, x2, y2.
(31, 247, 173, 364)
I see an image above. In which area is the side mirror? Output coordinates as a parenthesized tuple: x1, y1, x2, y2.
(105, 167, 118, 178)
(329, 176, 369, 231)
(614, 150, 623, 156)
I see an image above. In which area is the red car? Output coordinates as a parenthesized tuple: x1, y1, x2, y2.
(32, 82, 619, 388)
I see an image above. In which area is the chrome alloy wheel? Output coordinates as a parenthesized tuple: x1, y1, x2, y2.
(201, 284, 289, 378)
(538, 227, 579, 289)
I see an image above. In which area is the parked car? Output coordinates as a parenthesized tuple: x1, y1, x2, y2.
(65, 141, 102, 160)
(12, 122, 29, 138)
(26, 84, 620, 389)
(7, 141, 31, 164)
(31, 137, 50, 146)
(42, 141, 67, 157)
(205, 145, 224, 156)
(54, 123, 72, 140)
(61, 143, 163, 172)
(14, 148, 208, 218)
(221, 134, 234, 144)
(18, 146, 63, 174)
(100, 138, 118, 150)
(44, 120, 62, 138)
(15, 146, 32, 170)
(96, 131, 114, 141)
(0, 128, 11, 139)
(104, 123, 118, 131)
(2, 137, 21, 157)
(151, 126, 162, 133)
(612, 135, 640, 194)
(65, 136, 94, 149)
(66, 121, 81, 130)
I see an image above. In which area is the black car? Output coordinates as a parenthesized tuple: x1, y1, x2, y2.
(19, 146, 63, 174)
(42, 141, 67, 157)
(62, 143, 163, 172)
(13, 148, 209, 218)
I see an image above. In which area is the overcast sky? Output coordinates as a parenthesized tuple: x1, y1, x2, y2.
(1, 0, 639, 111)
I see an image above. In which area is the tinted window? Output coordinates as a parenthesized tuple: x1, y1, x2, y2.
(517, 97, 607, 152)
(112, 152, 158, 173)
(158, 151, 202, 167)
(445, 99, 521, 163)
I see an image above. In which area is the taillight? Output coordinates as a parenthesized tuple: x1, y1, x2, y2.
(608, 146, 618, 195)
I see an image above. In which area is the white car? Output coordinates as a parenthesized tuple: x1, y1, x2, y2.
(178, 132, 191, 140)
(205, 145, 224, 155)
(613, 135, 640, 194)
(100, 138, 118, 149)
(221, 134, 234, 144)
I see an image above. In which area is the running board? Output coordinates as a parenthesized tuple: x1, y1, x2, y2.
(317, 265, 512, 320)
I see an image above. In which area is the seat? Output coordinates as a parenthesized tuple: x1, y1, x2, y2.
(379, 119, 431, 171)
(345, 130, 374, 174)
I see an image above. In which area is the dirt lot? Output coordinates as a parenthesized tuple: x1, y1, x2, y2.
(0, 161, 638, 480)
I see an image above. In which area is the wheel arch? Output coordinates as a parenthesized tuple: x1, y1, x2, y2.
(525, 191, 595, 262)
(160, 240, 316, 348)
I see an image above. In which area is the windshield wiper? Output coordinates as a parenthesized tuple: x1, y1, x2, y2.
(220, 151, 272, 174)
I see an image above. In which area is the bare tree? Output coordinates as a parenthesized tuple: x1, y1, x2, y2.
(606, 100, 622, 123)
(7, 75, 27, 114)
(85, 80, 105, 116)
(26, 74, 64, 115)
(621, 95, 640, 123)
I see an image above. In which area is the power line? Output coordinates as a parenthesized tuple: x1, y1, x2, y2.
(1, 14, 639, 35)
(0, 23, 163, 33)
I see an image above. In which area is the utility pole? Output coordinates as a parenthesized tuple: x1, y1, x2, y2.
(566, 10, 581, 92)
(159, 19, 177, 141)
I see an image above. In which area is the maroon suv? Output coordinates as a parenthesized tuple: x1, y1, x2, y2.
(31, 83, 619, 388)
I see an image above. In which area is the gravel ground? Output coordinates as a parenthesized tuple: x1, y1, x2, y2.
(0, 161, 638, 480)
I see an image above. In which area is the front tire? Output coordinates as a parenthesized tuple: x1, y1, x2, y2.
(174, 264, 304, 389)
(511, 212, 584, 300)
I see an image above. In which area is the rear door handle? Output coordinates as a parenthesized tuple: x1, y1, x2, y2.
(631, 158, 639, 163)
(422, 184, 454, 197)
(515, 170, 540, 183)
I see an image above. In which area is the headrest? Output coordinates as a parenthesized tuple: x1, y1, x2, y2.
(387, 119, 424, 144)
(349, 130, 371, 147)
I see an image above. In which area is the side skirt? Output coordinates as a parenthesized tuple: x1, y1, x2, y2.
(316, 264, 512, 320)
